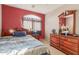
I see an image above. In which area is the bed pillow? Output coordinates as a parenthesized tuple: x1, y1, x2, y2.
(13, 31, 26, 37)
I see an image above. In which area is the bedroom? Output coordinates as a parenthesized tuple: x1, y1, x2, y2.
(0, 4, 79, 55)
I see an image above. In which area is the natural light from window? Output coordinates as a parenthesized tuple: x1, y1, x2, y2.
(23, 15, 41, 32)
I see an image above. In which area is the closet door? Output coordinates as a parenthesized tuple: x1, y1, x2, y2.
(0, 5, 2, 36)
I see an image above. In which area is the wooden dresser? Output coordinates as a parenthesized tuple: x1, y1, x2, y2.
(50, 34, 79, 55)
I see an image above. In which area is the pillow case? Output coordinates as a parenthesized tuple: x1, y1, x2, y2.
(13, 31, 26, 37)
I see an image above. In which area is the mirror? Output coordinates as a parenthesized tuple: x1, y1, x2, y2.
(66, 15, 73, 34)
(59, 10, 76, 35)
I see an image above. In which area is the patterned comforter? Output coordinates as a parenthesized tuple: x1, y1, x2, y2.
(0, 35, 49, 55)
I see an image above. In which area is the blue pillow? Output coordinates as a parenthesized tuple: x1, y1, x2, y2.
(13, 31, 26, 37)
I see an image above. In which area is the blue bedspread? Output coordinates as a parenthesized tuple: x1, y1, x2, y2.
(0, 35, 46, 55)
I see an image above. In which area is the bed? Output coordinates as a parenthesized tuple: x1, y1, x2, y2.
(0, 35, 50, 55)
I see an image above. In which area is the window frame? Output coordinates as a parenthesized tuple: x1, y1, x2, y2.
(22, 18, 42, 31)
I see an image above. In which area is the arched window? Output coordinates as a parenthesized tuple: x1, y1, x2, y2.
(23, 15, 41, 32)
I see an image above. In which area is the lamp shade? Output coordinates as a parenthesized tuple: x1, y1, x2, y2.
(9, 29, 15, 33)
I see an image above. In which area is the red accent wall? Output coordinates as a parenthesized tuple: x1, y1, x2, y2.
(2, 5, 45, 38)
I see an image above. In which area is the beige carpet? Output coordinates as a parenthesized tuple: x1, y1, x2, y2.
(41, 40, 65, 55)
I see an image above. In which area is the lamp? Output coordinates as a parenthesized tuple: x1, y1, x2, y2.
(9, 29, 15, 33)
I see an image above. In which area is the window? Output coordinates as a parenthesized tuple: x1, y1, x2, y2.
(23, 21, 32, 30)
(33, 21, 41, 31)
(23, 15, 41, 32)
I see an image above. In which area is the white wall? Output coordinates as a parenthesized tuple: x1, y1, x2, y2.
(45, 12, 59, 39)
(45, 4, 79, 39)
(0, 5, 2, 36)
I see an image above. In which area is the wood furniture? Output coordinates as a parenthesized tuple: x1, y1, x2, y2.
(50, 10, 79, 54)
(32, 31, 42, 40)
(32, 35, 41, 40)
(50, 34, 79, 55)
(2, 28, 42, 40)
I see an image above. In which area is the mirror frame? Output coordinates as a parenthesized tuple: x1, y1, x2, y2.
(58, 10, 76, 35)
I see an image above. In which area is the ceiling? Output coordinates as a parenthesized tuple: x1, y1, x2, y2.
(7, 4, 63, 14)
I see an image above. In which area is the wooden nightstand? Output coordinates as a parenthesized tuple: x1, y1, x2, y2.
(32, 34, 39, 40)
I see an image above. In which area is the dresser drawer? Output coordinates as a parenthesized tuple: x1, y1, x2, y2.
(61, 40, 78, 52)
(64, 38, 78, 44)
(60, 45, 78, 55)
(51, 39, 59, 44)
(60, 36, 78, 44)
(50, 41, 59, 47)
(51, 37, 59, 44)
(50, 34, 79, 55)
